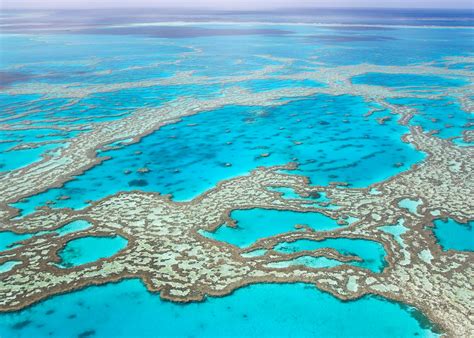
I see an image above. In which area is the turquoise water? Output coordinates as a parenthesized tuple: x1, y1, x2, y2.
(200, 208, 346, 248)
(268, 187, 308, 199)
(0, 280, 438, 338)
(0, 128, 83, 145)
(55, 220, 93, 236)
(380, 219, 408, 248)
(432, 218, 474, 251)
(57, 236, 128, 268)
(0, 220, 93, 253)
(352, 73, 469, 89)
(388, 97, 473, 139)
(0, 260, 21, 273)
(274, 238, 386, 272)
(0, 142, 66, 173)
(399, 198, 422, 215)
(1, 9, 472, 337)
(12, 94, 424, 215)
(239, 78, 325, 92)
(0, 232, 31, 252)
(201, 209, 384, 272)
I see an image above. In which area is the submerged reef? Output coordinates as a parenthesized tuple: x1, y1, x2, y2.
(0, 48, 473, 337)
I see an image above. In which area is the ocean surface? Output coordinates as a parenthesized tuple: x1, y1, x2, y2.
(0, 280, 437, 338)
(1, 7, 473, 337)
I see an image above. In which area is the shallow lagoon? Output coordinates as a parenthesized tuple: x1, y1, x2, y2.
(0, 260, 21, 273)
(0, 231, 31, 252)
(201, 208, 385, 272)
(0, 280, 439, 338)
(12, 94, 424, 215)
(275, 238, 386, 272)
(0, 220, 92, 252)
(432, 218, 474, 251)
(0, 142, 66, 173)
(57, 236, 128, 267)
(388, 97, 473, 139)
(201, 208, 345, 247)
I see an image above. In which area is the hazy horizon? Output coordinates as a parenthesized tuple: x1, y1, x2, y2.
(2, 0, 473, 10)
